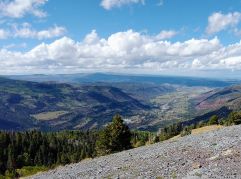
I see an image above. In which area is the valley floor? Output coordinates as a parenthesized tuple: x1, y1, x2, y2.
(28, 125, 241, 179)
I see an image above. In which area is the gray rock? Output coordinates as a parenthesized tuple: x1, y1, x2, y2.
(28, 125, 241, 179)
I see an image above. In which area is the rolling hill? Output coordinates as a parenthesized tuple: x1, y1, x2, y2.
(1, 75, 241, 131)
(178, 85, 241, 126)
(0, 77, 151, 130)
(194, 85, 241, 114)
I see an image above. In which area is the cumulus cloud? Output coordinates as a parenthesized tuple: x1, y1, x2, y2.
(0, 23, 66, 40)
(2, 29, 241, 74)
(12, 23, 66, 39)
(156, 30, 177, 40)
(100, 0, 145, 10)
(0, 0, 47, 18)
(206, 12, 241, 34)
(84, 30, 100, 44)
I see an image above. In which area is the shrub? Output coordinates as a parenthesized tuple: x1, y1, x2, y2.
(223, 111, 241, 126)
(159, 123, 183, 141)
(230, 111, 241, 125)
(208, 115, 219, 125)
(196, 121, 206, 128)
(180, 127, 192, 137)
(16, 166, 48, 177)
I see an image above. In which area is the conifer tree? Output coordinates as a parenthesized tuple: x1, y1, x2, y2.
(95, 114, 131, 156)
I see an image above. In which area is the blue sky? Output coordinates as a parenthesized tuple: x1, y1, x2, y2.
(0, 0, 241, 78)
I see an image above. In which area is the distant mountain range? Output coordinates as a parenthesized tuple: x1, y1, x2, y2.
(7, 73, 240, 87)
(1, 73, 241, 131)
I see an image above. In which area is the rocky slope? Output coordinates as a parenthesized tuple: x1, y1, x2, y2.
(29, 125, 241, 179)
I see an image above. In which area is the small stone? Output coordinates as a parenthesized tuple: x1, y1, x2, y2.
(192, 162, 202, 169)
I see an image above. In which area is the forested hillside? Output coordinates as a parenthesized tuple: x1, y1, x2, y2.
(0, 77, 149, 131)
(0, 130, 97, 178)
(1, 111, 241, 178)
(0, 115, 155, 178)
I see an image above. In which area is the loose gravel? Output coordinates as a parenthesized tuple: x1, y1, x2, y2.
(29, 125, 241, 179)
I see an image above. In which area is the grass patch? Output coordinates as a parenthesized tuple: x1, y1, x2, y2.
(191, 125, 223, 135)
(16, 166, 49, 177)
(169, 125, 223, 141)
(31, 111, 68, 121)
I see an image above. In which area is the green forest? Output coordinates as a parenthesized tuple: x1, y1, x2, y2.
(0, 130, 97, 178)
(0, 115, 156, 178)
(1, 112, 241, 178)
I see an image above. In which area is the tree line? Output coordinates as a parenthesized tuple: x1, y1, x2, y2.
(159, 111, 241, 141)
(0, 115, 153, 178)
(0, 129, 97, 178)
(1, 111, 241, 178)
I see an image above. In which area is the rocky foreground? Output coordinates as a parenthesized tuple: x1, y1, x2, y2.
(29, 125, 241, 179)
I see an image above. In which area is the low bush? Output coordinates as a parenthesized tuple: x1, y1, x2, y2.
(180, 127, 192, 137)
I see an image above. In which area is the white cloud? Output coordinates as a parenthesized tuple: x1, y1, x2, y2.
(36, 26, 66, 39)
(0, 23, 66, 40)
(84, 30, 100, 44)
(101, 0, 145, 10)
(0, 29, 241, 75)
(191, 58, 203, 68)
(0, 0, 47, 18)
(234, 28, 241, 36)
(12, 23, 66, 39)
(3, 43, 27, 49)
(156, 30, 177, 40)
(206, 12, 241, 34)
(1, 29, 239, 74)
(0, 28, 9, 39)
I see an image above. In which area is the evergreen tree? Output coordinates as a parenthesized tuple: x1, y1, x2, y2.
(95, 125, 112, 156)
(208, 115, 219, 125)
(0, 129, 97, 176)
(7, 146, 14, 171)
(224, 111, 241, 125)
(109, 114, 132, 151)
(95, 114, 131, 156)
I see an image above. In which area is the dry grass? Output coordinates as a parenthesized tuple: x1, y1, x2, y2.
(170, 125, 223, 141)
(31, 111, 68, 121)
(191, 125, 223, 135)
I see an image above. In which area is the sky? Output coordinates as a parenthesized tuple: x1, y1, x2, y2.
(0, 0, 241, 78)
